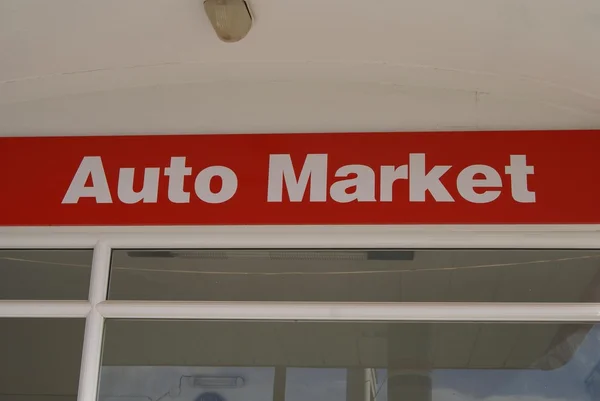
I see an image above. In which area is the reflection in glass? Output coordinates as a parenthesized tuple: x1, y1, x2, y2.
(0, 249, 93, 300)
(108, 249, 600, 302)
(99, 320, 600, 401)
(0, 318, 85, 401)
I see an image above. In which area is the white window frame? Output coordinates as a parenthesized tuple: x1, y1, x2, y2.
(1, 224, 600, 401)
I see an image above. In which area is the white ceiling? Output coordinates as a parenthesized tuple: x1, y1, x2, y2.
(1, 0, 599, 136)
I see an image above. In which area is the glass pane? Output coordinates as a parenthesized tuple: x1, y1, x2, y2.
(109, 249, 600, 302)
(99, 320, 600, 401)
(0, 318, 85, 401)
(0, 250, 93, 300)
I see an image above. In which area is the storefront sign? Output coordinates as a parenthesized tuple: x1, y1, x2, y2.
(0, 131, 598, 225)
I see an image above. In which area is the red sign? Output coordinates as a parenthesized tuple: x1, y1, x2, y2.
(0, 131, 598, 226)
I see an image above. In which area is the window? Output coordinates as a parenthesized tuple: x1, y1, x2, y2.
(0, 250, 93, 300)
(109, 249, 600, 302)
(0, 249, 90, 400)
(0, 318, 86, 401)
(99, 320, 600, 401)
(1, 228, 599, 401)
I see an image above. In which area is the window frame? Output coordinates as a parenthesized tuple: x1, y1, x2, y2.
(1, 224, 600, 401)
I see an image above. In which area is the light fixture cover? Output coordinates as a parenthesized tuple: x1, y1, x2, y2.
(192, 375, 245, 388)
(126, 250, 415, 261)
(204, 0, 253, 42)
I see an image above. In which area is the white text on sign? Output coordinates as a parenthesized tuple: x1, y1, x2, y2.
(62, 154, 535, 204)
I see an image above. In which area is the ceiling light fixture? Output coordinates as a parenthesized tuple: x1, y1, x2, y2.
(192, 375, 245, 388)
(126, 250, 415, 261)
(204, 0, 253, 43)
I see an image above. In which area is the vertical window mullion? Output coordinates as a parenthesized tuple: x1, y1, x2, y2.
(77, 241, 111, 401)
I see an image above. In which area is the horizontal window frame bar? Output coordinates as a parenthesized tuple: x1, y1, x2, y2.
(2, 301, 599, 323)
(1, 225, 600, 249)
(0, 300, 91, 318)
(96, 301, 600, 322)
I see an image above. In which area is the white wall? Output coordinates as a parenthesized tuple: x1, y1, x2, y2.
(1, 0, 599, 136)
